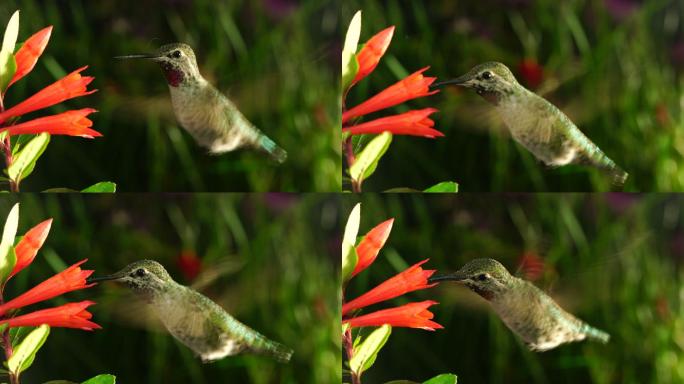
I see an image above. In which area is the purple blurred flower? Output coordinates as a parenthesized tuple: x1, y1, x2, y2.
(263, 0, 298, 19)
(605, 0, 641, 21)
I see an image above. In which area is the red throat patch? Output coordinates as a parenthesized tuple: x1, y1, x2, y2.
(161, 63, 184, 87)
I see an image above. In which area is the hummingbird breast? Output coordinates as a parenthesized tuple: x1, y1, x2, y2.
(491, 279, 589, 351)
(168, 83, 259, 154)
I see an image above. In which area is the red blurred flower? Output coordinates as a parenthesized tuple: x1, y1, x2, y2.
(517, 59, 543, 88)
(342, 259, 436, 315)
(0, 300, 100, 331)
(176, 250, 202, 281)
(7, 219, 53, 281)
(343, 108, 442, 138)
(352, 218, 394, 278)
(0, 259, 94, 316)
(0, 108, 100, 138)
(344, 300, 443, 331)
(0, 66, 96, 124)
(342, 67, 439, 124)
(516, 252, 545, 281)
(6, 26, 52, 91)
(351, 26, 395, 87)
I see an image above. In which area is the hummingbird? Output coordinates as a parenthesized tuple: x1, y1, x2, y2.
(116, 43, 287, 163)
(88, 260, 293, 363)
(436, 62, 628, 185)
(429, 258, 610, 351)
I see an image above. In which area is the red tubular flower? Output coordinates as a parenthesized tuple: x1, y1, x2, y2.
(0, 259, 94, 316)
(352, 218, 394, 278)
(6, 26, 53, 90)
(342, 67, 439, 123)
(342, 259, 436, 315)
(176, 250, 202, 281)
(0, 66, 97, 124)
(351, 26, 395, 87)
(0, 301, 100, 331)
(343, 108, 442, 138)
(344, 300, 443, 331)
(0, 108, 100, 138)
(7, 219, 53, 281)
(517, 59, 543, 88)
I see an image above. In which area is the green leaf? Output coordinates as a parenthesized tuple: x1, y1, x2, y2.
(423, 374, 458, 384)
(81, 182, 117, 193)
(0, 203, 18, 283)
(81, 374, 116, 384)
(342, 10, 361, 90)
(0, 10, 19, 92)
(7, 133, 50, 184)
(8, 324, 49, 375)
(350, 324, 391, 376)
(424, 181, 459, 193)
(349, 132, 392, 184)
(341, 203, 360, 282)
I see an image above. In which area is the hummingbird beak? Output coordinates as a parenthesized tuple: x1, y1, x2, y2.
(431, 74, 475, 89)
(114, 54, 163, 61)
(428, 271, 468, 284)
(87, 272, 126, 284)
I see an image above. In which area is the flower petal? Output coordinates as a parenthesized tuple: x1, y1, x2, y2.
(351, 26, 395, 87)
(342, 259, 436, 315)
(0, 259, 94, 315)
(0, 108, 101, 138)
(344, 300, 443, 331)
(6, 26, 53, 90)
(342, 67, 439, 123)
(7, 218, 52, 281)
(0, 66, 97, 124)
(352, 218, 394, 278)
(343, 108, 443, 138)
(0, 300, 101, 331)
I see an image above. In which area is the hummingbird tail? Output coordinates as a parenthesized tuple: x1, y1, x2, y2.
(258, 135, 287, 164)
(252, 338, 293, 363)
(583, 324, 610, 344)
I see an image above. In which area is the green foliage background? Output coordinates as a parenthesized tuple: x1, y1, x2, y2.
(0, 0, 340, 191)
(342, 0, 683, 192)
(342, 194, 683, 383)
(0, 194, 340, 383)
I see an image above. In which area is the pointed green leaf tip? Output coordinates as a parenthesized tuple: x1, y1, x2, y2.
(81, 374, 117, 384)
(8, 133, 50, 185)
(349, 132, 392, 184)
(8, 324, 50, 375)
(350, 324, 391, 376)
(342, 10, 361, 90)
(342, 203, 360, 283)
(423, 374, 458, 384)
(424, 181, 458, 193)
(81, 181, 117, 193)
(0, 10, 19, 92)
(0, 203, 19, 284)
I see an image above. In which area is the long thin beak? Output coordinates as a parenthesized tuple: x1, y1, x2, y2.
(431, 74, 473, 89)
(87, 272, 125, 284)
(114, 54, 161, 60)
(428, 271, 468, 284)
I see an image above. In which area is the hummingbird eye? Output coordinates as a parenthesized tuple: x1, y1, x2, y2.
(134, 268, 147, 277)
(171, 50, 182, 59)
(477, 273, 489, 281)
(481, 71, 492, 80)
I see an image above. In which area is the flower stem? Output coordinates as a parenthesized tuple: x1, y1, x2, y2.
(343, 327, 361, 384)
(2, 329, 17, 384)
(1, 137, 16, 193)
(343, 136, 363, 193)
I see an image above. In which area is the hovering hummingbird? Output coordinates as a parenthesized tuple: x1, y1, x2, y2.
(436, 62, 627, 185)
(88, 260, 293, 363)
(116, 43, 287, 163)
(429, 258, 610, 351)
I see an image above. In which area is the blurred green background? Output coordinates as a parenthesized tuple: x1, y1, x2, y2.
(0, 0, 340, 192)
(343, 194, 683, 383)
(342, 0, 683, 192)
(0, 194, 340, 383)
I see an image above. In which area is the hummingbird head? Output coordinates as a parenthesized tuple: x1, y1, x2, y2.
(87, 260, 174, 299)
(428, 258, 514, 300)
(434, 62, 519, 105)
(115, 43, 201, 87)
